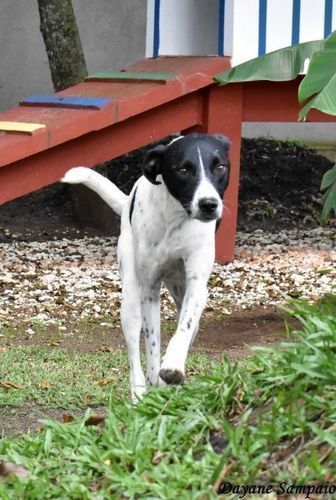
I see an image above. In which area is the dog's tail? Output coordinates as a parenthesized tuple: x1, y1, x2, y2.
(61, 167, 127, 216)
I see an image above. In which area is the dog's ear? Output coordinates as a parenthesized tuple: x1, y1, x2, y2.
(213, 134, 231, 150)
(143, 145, 167, 185)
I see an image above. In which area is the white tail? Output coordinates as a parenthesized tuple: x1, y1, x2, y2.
(61, 167, 127, 217)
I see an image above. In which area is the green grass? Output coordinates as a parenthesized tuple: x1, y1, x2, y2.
(0, 346, 129, 408)
(0, 346, 211, 411)
(0, 298, 335, 498)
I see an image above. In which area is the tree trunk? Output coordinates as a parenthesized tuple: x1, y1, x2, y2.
(37, 0, 87, 91)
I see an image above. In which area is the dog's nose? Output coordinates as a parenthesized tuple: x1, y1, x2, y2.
(198, 197, 218, 214)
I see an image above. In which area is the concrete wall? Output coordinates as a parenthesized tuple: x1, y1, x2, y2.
(243, 122, 336, 149)
(0, 0, 147, 111)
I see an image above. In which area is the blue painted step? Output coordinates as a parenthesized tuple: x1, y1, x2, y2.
(20, 94, 112, 110)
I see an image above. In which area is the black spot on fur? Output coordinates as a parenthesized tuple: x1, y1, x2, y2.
(129, 187, 138, 224)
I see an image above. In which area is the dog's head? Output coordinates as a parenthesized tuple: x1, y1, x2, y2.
(143, 133, 231, 221)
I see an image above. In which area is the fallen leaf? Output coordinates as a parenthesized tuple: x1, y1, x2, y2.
(92, 378, 112, 387)
(0, 381, 25, 390)
(213, 460, 234, 493)
(84, 415, 106, 426)
(0, 461, 29, 479)
(84, 394, 93, 404)
(98, 346, 115, 353)
(62, 413, 74, 423)
(143, 476, 155, 483)
(203, 306, 214, 316)
(40, 381, 51, 390)
(152, 451, 165, 465)
(88, 480, 102, 493)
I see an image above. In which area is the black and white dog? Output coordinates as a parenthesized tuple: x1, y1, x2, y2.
(62, 133, 231, 400)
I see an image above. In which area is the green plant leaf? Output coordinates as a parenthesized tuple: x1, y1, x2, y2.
(298, 72, 336, 120)
(321, 166, 336, 190)
(321, 181, 336, 221)
(298, 31, 336, 103)
(214, 40, 324, 85)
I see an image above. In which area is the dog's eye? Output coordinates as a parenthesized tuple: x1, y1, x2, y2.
(177, 168, 188, 177)
(213, 164, 226, 174)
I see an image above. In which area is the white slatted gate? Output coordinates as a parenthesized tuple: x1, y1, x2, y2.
(146, 0, 336, 65)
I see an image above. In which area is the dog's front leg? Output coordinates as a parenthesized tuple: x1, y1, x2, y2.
(159, 255, 213, 385)
(141, 285, 162, 387)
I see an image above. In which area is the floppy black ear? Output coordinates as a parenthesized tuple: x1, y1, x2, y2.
(143, 145, 167, 185)
(213, 134, 231, 150)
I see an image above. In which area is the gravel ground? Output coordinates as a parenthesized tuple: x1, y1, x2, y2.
(1, 138, 334, 333)
(0, 226, 334, 330)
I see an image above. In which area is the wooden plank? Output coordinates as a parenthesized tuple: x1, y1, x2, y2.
(0, 121, 46, 134)
(0, 91, 204, 205)
(0, 58, 231, 168)
(20, 94, 112, 109)
(85, 71, 176, 84)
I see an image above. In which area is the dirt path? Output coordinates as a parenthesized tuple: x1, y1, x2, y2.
(1, 304, 290, 359)
(196, 305, 292, 359)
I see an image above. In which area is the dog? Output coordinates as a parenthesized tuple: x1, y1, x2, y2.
(62, 133, 231, 401)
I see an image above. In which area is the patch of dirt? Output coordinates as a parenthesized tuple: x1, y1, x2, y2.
(0, 403, 106, 437)
(196, 305, 295, 359)
(1, 306, 292, 360)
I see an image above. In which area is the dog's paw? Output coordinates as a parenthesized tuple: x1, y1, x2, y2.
(131, 385, 147, 404)
(159, 368, 185, 385)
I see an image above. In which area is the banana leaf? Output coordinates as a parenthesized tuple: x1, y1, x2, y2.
(321, 166, 336, 222)
(214, 31, 336, 120)
(214, 40, 324, 85)
(298, 31, 336, 119)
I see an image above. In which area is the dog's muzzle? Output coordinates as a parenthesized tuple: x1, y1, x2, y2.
(196, 197, 222, 221)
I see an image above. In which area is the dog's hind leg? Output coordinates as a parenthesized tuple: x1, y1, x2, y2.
(118, 242, 146, 402)
(120, 283, 145, 401)
(141, 284, 162, 387)
(164, 279, 185, 322)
